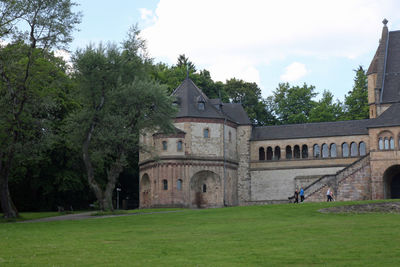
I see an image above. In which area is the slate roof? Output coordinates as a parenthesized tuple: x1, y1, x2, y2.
(381, 30, 400, 103)
(367, 102, 400, 128)
(221, 103, 252, 125)
(172, 78, 251, 125)
(251, 119, 371, 141)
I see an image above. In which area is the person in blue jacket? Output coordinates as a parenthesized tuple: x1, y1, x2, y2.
(300, 186, 304, 202)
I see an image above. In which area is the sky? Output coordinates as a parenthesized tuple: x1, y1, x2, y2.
(69, 0, 400, 101)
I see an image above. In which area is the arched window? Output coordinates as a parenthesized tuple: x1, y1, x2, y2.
(384, 137, 389, 150)
(203, 128, 209, 138)
(286, 146, 292, 159)
(313, 144, 320, 158)
(302, 145, 308, 158)
(330, 143, 337, 158)
(274, 146, 281, 160)
(266, 147, 273, 160)
(359, 142, 366, 156)
(177, 179, 183, 191)
(162, 141, 168, 151)
(390, 137, 395, 150)
(342, 143, 349, 157)
(294, 145, 300, 159)
(350, 142, 358, 157)
(163, 179, 168, 190)
(322, 143, 329, 158)
(202, 184, 207, 193)
(379, 138, 384, 150)
(259, 147, 265, 161)
(177, 140, 183, 151)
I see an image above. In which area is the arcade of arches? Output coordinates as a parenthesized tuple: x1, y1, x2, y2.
(258, 141, 367, 161)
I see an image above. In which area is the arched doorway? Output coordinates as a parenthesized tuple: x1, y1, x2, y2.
(140, 174, 151, 208)
(190, 170, 222, 208)
(383, 165, 400, 199)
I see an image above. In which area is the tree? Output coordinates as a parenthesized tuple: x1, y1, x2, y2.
(0, 0, 81, 218)
(70, 37, 176, 211)
(343, 66, 369, 120)
(272, 83, 317, 124)
(176, 54, 196, 73)
(309, 90, 343, 122)
(0, 0, 27, 38)
(224, 78, 275, 125)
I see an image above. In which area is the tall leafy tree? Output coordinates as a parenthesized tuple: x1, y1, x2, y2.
(69, 32, 176, 211)
(309, 90, 343, 122)
(272, 83, 317, 124)
(343, 66, 369, 120)
(224, 78, 275, 125)
(0, 0, 81, 218)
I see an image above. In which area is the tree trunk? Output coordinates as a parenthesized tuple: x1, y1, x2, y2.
(0, 167, 18, 218)
(82, 120, 125, 211)
(0, 150, 19, 218)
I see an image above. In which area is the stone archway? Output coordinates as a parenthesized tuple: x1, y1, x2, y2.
(383, 165, 400, 199)
(140, 174, 151, 208)
(190, 170, 223, 208)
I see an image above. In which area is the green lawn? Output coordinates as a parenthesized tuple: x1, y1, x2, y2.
(1, 201, 400, 266)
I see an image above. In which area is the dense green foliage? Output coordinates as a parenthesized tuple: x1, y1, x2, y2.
(0, 0, 81, 218)
(1, 201, 400, 265)
(343, 66, 369, 120)
(0, 1, 371, 215)
(68, 29, 177, 211)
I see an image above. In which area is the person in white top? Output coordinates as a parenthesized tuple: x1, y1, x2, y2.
(326, 187, 333, 202)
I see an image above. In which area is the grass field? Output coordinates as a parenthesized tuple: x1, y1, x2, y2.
(1, 200, 400, 266)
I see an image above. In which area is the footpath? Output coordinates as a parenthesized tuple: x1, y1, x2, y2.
(18, 210, 186, 223)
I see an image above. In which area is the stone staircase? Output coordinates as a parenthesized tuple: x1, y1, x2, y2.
(293, 154, 371, 202)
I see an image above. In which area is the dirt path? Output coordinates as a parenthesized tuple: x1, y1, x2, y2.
(18, 210, 186, 223)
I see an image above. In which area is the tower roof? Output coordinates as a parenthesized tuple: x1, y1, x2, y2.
(171, 78, 251, 125)
(367, 19, 400, 104)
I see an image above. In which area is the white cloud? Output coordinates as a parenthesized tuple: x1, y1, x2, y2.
(139, 8, 156, 23)
(280, 62, 308, 82)
(140, 0, 400, 89)
(54, 49, 71, 62)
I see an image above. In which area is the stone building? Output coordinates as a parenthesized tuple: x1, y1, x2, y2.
(139, 20, 400, 208)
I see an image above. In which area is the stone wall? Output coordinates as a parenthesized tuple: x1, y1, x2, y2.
(237, 125, 252, 205)
(249, 166, 343, 201)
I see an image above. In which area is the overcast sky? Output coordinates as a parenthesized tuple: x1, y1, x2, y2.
(70, 0, 400, 100)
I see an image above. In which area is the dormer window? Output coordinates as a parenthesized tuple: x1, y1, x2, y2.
(198, 102, 205, 110)
(196, 95, 206, 111)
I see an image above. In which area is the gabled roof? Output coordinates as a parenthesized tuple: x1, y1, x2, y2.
(367, 102, 400, 128)
(381, 30, 400, 104)
(251, 119, 370, 141)
(172, 78, 251, 125)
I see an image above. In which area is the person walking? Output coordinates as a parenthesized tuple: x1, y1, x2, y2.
(300, 186, 305, 202)
(326, 187, 333, 202)
(294, 189, 299, 203)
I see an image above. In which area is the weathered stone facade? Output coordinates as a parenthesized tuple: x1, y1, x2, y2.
(139, 21, 400, 208)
